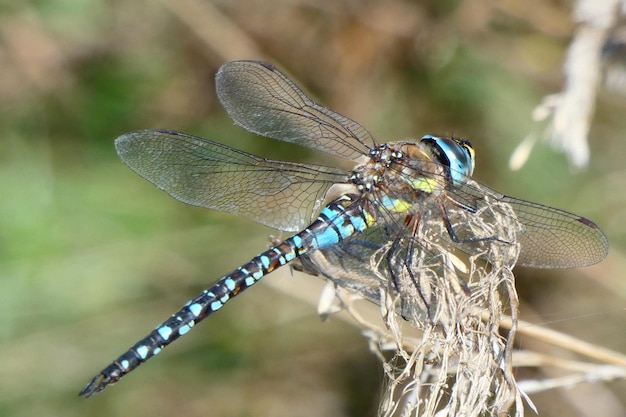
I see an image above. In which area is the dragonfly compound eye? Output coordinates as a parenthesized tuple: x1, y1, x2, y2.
(420, 135, 475, 184)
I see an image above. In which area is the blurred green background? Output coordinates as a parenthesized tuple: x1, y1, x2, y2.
(1, 1, 625, 416)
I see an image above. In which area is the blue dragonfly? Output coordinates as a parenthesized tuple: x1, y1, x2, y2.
(80, 60, 608, 397)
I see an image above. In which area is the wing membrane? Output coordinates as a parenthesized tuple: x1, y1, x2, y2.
(215, 60, 374, 161)
(115, 129, 348, 231)
(500, 196, 608, 268)
(443, 173, 608, 268)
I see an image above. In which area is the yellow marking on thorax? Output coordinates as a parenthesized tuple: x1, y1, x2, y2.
(411, 177, 437, 193)
(388, 198, 412, 213)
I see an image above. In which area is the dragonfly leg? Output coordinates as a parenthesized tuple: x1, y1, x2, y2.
(404, 215, 439, 321)
(385, 217, 432, 321)
(438, 198, 511, 245)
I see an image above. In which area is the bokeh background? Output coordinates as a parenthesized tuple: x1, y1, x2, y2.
(2, 1, 625, 416)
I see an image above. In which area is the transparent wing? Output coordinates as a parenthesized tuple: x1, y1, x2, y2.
(115, 129, 348, 232)
(441, 176, 609, 269)
(499, 195, 609, 268)
(215, 60, 375, 161)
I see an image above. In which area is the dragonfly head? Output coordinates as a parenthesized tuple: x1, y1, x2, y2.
(420, 135, 475, 184)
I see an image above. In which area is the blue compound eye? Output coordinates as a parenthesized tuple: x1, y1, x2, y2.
(420, 135, 475, 184)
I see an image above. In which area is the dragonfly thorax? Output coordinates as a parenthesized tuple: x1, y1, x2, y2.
(352, 143, 404, 192)
(347, 141, 448, 217)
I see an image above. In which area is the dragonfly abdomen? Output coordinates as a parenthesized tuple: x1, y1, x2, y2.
(80, 194, 373, 397)
(80, 239, 303, 396)
(304, 194, 374, 250)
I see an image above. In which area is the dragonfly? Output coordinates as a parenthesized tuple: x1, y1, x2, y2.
(80, 60, 608, 397)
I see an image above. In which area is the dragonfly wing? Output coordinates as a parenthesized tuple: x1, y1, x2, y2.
(215, 60, 375, 161)
(446, 177, 608, 269)
(115, 129, 348, 232)
(500, 196, 608, 268)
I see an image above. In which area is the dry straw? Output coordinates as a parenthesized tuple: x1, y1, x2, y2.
(353, 194, 523, 417)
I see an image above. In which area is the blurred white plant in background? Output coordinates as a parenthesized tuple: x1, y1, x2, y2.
(510, 0, 626, 170)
